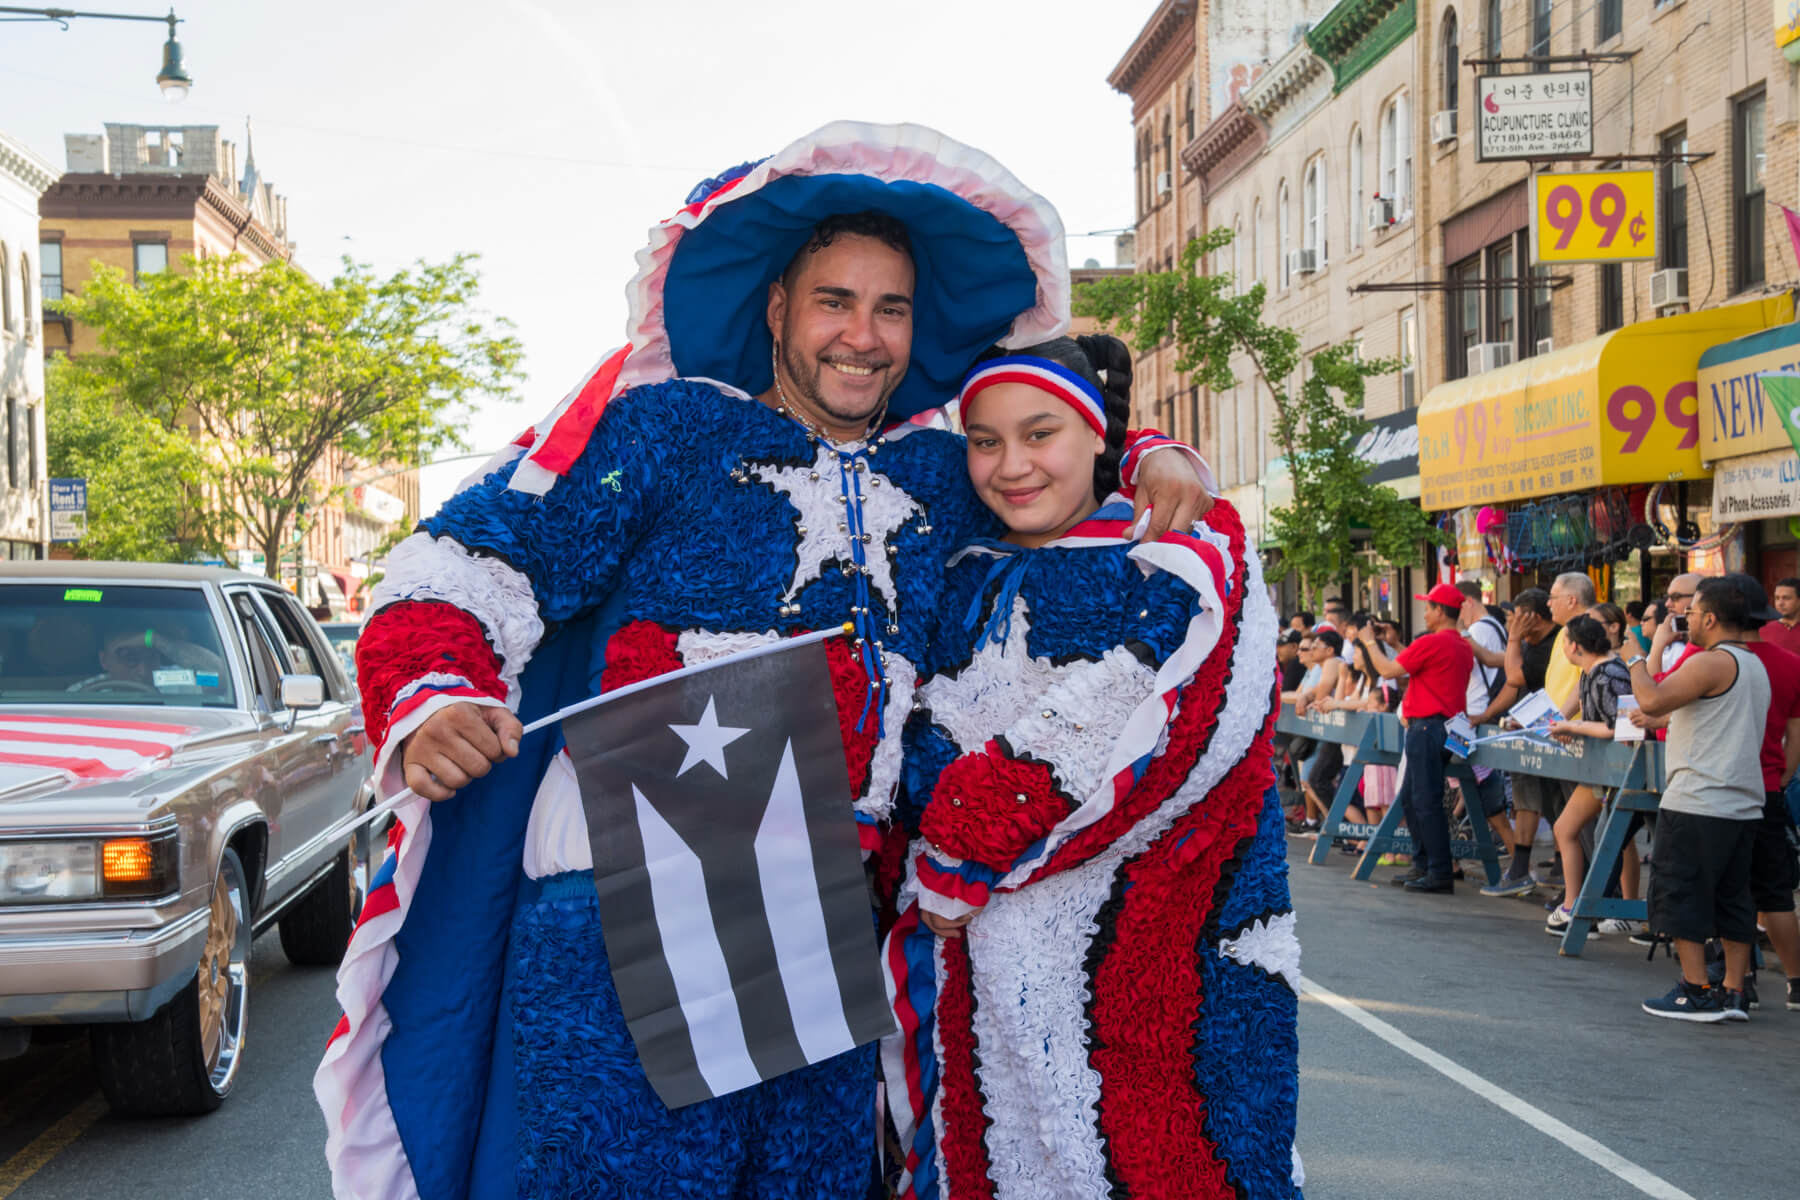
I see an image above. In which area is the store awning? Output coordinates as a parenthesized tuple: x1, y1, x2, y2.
(1418, 295, 1793, 511)
(1697, 319, 1800, 464)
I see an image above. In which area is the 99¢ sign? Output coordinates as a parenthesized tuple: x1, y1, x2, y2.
(1528, 169, 1657, 264)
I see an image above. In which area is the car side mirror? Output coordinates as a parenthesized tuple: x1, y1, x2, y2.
(279, 673, 324, 712)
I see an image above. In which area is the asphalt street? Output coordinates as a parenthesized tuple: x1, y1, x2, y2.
(2, 838, 1795, 1198)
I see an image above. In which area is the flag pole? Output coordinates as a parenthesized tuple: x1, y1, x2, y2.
(350, 624, 856, 833)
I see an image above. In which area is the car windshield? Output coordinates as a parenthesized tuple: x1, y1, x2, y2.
(0, 583, 237, 708)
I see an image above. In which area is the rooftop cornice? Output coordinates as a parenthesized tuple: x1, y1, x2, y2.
(1107, 0, 1198, 96)
(0, 132, 58, 195)
(1181, 101, 1266, 178)
(1306, 0, 1415, 92)
(1241, 41, 1329, 122)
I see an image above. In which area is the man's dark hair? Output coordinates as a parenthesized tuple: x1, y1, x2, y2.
(1513, 587, 1552, 621)
(1280, 630, 1303, 646)
(1324, 596, 1346, 611)
(781, 211, 915, 286)
(1454, 580, 1483, 604)
(1625, 600, 1646, 621)
(1315, 629, 1344, 653)
(1428, 601, 1461, 623)
(1295, 610, 1315, 628)
(1778, 577, 1800, 595)
(1695, 577, 1752, 631)
(1347, 610, 1373, 632)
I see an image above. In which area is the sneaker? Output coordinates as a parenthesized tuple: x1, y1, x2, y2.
(1722, 989, 1751, 1022)
(1642, 979, 1728, 1023)
(1630, 929, 1661, 947)
(1742, 976, 1760, 1012)
(1481, 874, 1537, 898)
(1597, 918, 1642, 936)
(1787, 978, 1800, 1012)
(1544, 905, 1574, 935)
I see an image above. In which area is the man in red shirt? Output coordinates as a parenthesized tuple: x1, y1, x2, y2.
(1360, 583, 1475, 893)
(1731, 575, 1800, 1011)
(1760, 576, 1800, 659)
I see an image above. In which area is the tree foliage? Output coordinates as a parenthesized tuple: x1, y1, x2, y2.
(47, 253, 523, 572)
(1074, 229, 1443, 604)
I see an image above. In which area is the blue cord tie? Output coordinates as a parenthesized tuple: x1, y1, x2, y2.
(961, 541, 1031, 654)
(838, 448, 886, 735)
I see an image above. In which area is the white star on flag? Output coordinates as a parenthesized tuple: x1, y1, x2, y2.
(668, 696, 751, 778)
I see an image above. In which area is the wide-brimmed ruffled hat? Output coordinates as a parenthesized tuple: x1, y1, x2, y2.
(503, 121, 1069, 495)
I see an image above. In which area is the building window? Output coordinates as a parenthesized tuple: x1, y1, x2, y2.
(133, 240, 169, 283)
(1304, 157, 1327, 264)
(1442, 11, 1460, 115)
(39, 241, 61, 302)
(24, 403, 36, 488)
(1599, 263, 1624, 332)
(1400, 308, 1418, 408)
(1348, 127, 1364, 250)
(1449, 256, 1481, 379)
(1598, 0, 1622, 41)
(1253, 199, 1264, 285)
(1660, 128, 1688, 271)
(1530, 264, 1554, 351)
(1488, 241, 1516, 350)
(1734, 90, 1766, 291)
(1161, 114, 1173, 196)
(1485, 0, 1503, 57)
(1185, 83, 1196, 142)
(7, 397, 23, 489)
(1379, 91, 1411, 214)
(1530, 0, 1552, 69)
(0, 244, 10, 332)
(18, 256, 29, 328)
(1231, 217, 1242, 293)
(1278, 180, 1292, 289)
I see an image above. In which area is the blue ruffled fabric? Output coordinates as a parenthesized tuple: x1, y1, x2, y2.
(1192, 952, 1303, 1199)
(1217, 788, 1297, 935)
(510, 872, 875, 1200)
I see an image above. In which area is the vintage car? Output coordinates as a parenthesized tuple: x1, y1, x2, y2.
(0, 563, 374, 1115)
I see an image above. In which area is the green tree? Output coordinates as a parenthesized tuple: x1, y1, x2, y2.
(48, 253, 523, 573)
(1074, 229, 1442, 604)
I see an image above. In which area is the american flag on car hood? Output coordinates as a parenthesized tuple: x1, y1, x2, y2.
(0, 713, 195, 787)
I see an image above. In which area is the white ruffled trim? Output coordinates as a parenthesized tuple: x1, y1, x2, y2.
(1218, 910, 1302, 992)
(367, 533, 545, 706)
(313, 791, 434, 1200)
(618, 121, 1069, 398)
(521, 751, 589, 878)
(860, 655, 914, 820)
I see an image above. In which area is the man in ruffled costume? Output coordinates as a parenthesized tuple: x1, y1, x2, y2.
(313, 122, 1215, 1200)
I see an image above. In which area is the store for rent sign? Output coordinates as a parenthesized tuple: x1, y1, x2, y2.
(1476, 71, 1592, 161)
(1529, 170, 1657, 264)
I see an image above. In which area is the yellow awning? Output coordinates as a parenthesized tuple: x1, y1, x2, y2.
(1418, 295, 1793, 511)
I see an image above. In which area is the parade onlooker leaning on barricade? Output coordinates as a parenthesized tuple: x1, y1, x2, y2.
(1452, 581, 1516, 863)
(1323, 596, 1355, 663)
(1483, 587, 1562, 897)
(1760, 577, 1800, 659)
(1588, 602, 1628, 652)
(1277, 629, 1306, 694)
(1294, 629, 1347, 834)
(1544, 572, 1596, 713)
(1728, 574, 1800, 1012)
(1360, 584, 1474, 894)
(1628, 577, 1770, 1023)
(1289, 610, 1315, 635)
(1316, 634, 1404, 851)
(1545, 615, 1640, 937)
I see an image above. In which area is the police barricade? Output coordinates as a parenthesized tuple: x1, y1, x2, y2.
(1472, 733, 1662, 957)
(1277, 709, 1505, 885)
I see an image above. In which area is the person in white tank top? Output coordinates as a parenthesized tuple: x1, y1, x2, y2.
(1627, 578, 1771, 1022)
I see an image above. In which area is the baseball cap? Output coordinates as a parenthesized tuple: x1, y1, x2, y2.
(1722, 572, 1779, 624)
(1416, 583, 1467, 608)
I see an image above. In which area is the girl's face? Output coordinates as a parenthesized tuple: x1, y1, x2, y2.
(964, 381, 1106, 547)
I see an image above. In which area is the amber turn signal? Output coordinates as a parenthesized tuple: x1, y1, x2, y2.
(101, 838, 156, 883)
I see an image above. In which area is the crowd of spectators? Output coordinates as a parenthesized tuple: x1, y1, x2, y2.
(1275, 574, 1800, 1025)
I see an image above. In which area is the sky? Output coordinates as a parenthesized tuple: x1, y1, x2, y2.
(0, 0, 1160, 514)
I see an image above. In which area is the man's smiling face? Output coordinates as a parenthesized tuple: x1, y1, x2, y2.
(766, 232, 914, 439)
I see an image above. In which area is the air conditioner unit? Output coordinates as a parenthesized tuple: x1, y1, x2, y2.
(1155, 170, 1172, 196)
(1287, 248, 1318, 276)
(1431, 110, 1458, 145)
(1649, 267, 1688, 310)
(1535, 337, 1554, 355)
(1467, 342, 1514, 375)
(1367, 196, 1395, 232)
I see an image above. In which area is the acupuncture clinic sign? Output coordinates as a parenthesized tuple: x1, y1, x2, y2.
(1476, 71, 1593, 162)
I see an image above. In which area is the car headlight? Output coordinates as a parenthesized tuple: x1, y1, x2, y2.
(0, 832, 178, 904)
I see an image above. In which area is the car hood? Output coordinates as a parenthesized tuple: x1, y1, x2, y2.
(0, 706, 263, 826)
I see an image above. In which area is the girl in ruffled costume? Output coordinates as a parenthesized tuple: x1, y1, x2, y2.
(884, 336, 1303, 1199)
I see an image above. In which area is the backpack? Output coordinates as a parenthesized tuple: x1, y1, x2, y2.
(1473, 615, 1508, 705)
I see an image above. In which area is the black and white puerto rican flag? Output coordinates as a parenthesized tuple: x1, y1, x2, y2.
(566, 632, 895, 1109)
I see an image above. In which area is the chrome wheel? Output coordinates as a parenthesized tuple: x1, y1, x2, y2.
(197, 853, 249, 1095)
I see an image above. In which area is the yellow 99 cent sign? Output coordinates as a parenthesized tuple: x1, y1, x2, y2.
(1528, 169, 1657, 264)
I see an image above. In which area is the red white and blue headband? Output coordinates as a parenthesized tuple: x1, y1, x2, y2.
(956, 355, 1107, 437)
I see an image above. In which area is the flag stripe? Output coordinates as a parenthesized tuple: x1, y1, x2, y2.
(754, 743, 858, 1064)
(0, 727, 181, 757)
(0, 714, 196, 735)
(630, 784, 761, 1101)
(0, 751, 127, 779)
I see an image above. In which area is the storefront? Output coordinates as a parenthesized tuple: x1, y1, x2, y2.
(1419, 295, 1793, 598)
(1698, 317, 1800, 586)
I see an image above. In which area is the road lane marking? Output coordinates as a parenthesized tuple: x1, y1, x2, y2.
(0, 1094, 106, 1199)
(1300, 976, 1697, 1200)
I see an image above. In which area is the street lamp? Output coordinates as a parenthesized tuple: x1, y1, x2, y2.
(0, 6, 193, 100)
